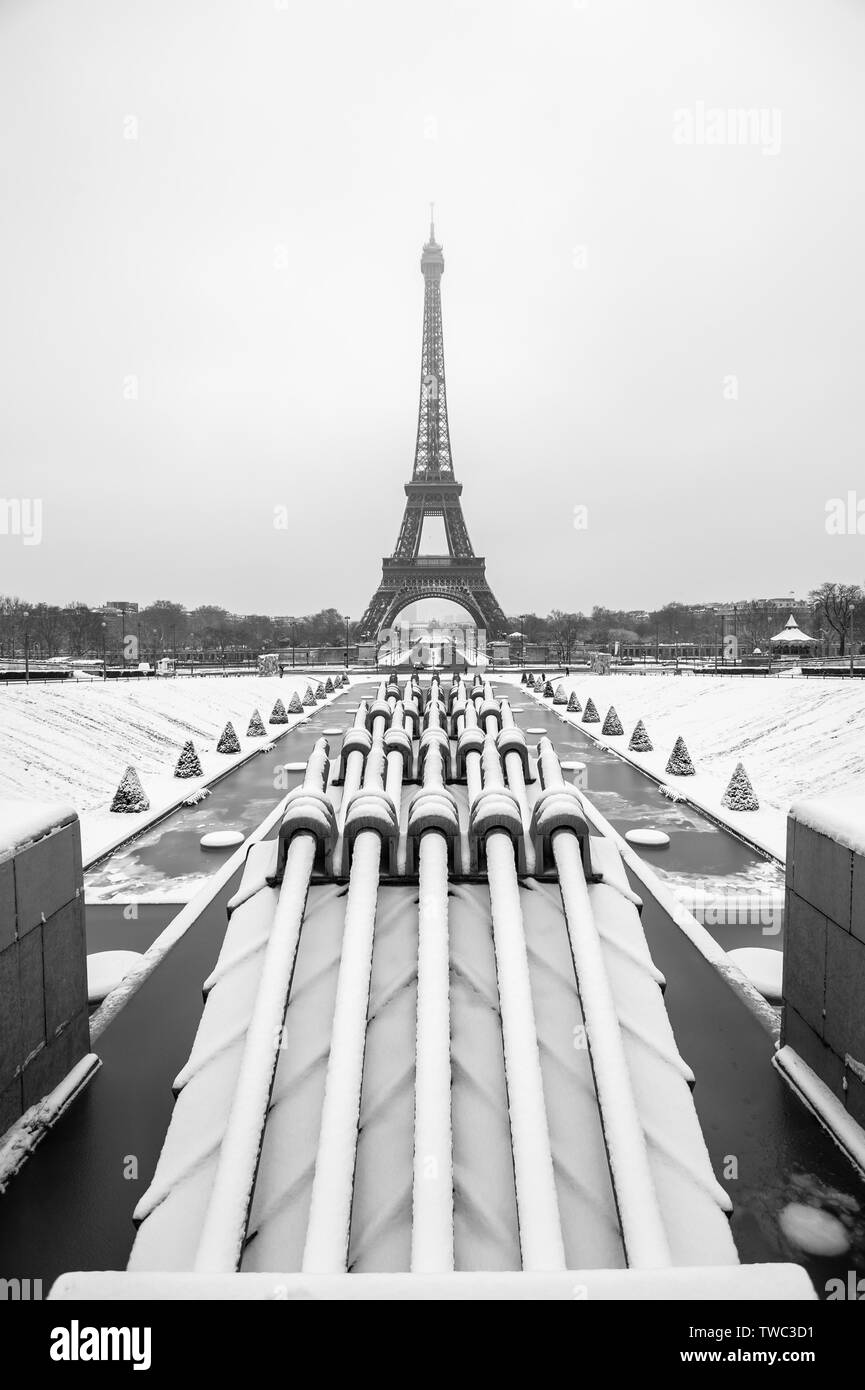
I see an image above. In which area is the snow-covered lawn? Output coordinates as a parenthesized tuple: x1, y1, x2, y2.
(509, 672, 865, 861)
(0, 674, 354, 862)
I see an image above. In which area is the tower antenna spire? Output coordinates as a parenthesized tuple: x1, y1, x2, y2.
(429, 201, 435, 240)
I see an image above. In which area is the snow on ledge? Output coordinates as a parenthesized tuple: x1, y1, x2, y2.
(48, 1265, 816, 1301)
(0, 800, 78, 861)
(789, 787, 865, 857)
(774, 1045, 865, 1177)
(0, 1054, 101, 1191)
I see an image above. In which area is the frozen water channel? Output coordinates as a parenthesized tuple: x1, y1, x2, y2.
(523, 700, 786, 953)
(84, 695, 358, 904)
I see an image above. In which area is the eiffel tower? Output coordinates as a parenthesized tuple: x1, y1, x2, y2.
(356, 214, 508, 643)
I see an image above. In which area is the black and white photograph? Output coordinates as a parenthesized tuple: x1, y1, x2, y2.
(1, 0, 864, 1357)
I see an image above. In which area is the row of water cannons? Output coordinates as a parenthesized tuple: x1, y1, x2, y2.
(109, 674, 349, 813)
(275, 669, 593, 877)
(525, 671, 761, 813)
(373, 669, 510, 732)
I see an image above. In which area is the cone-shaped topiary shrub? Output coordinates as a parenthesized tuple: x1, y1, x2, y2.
(567, 691, 581, 713)
(628, 719, 653, 753)
(247, 709, 266, 737)
(601, 705, 624, 736)
(325, 676, 334, 694)
(287, 691, 303, 714)
(665, 735, 695, 776)
(582, 697, 600, 723)
(315, 682, 326, 698)
(269, 698, 288, 725)
(174, 740, 203, 778)
(533, 675, 544, 691)
(302, 687, 316, 707)
(520, 670, 528, 684)
(553, 683, 567, 705)
(216, 721, 241, 754)
(721, 761, 759, 811)
(543, 680, 554, 697)
(110, 765, 150, 812)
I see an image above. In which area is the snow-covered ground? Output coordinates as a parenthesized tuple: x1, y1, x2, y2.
(511, 672, 865, 862)
(4, 670, 863, 872)
(0, 674, 353, 863)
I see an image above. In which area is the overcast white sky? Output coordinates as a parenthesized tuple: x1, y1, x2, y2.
(2, 0, 864, 618)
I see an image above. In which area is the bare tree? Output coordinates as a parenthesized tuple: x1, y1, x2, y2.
(809, 582, 863, 656)
(32, 603, 63, 658)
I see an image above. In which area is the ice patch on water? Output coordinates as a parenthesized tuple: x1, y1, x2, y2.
(657, 860, 784, 897)
(589, 789, 714, 832)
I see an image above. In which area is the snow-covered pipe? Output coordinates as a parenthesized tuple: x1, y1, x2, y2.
(338, 703, 370, 829)
(411, 738, 455, 1272)
(450, 677, 468, 737)
(540, 745, 672, 1269)
(451, 698, 466, 737)
(302, 744, 388, 1273)
(368, 681, 392, 740)
(401, 680, 420, 741)
(480, 681, 502, 737)
(193, 739, 330, 1273)
(474, 741, 566, 1271)
(372, 714, 387, 742)
(384, 702, 407, 806)
(462, 700, 483, 805)
(334, 702, 372, 877)
(498, 699, 533, 864)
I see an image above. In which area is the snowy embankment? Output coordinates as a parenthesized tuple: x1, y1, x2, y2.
(0, 674, 354, 865)
(514, 673, 865, 863)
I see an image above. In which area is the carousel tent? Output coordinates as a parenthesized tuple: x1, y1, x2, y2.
(770, 614, 817, 651)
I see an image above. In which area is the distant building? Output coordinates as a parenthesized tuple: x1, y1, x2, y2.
(103, 600, 139, 614)
(716, 596, 809, 616)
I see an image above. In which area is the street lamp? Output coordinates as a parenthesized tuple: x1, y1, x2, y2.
(850, 605, 856, 676)
(288, 618, 296, 669)
(101, 621, 107, 679)
(344, 616, 351, 669)
(521, 614, 526, 670)
(23, 609, 30, 685)
(675, 629, 679, 672)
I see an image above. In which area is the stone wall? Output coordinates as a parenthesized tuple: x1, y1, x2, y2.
(0, 804, 89, 1137)
(781, 793, 865, 1131)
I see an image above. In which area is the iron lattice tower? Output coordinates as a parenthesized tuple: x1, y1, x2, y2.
(356, 216, 508, 642)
